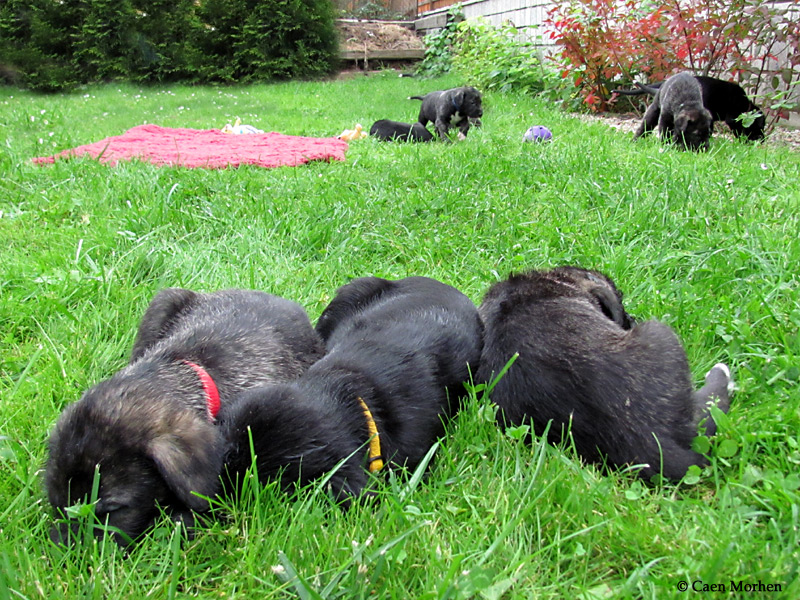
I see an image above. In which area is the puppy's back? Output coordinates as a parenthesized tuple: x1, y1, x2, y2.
(477, 268, 707, 480)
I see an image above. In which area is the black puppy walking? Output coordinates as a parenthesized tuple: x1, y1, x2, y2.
(476, 267, 731, 481)
(46, 288, 324, 545)
(410, 86, 483, 141)
(220, 276, 484, 500)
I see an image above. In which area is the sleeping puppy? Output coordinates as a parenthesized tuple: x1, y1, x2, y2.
(615, 75, 765, 141)
(219, 276, 483, 501)
(369, 119, 433, 142)
(410, 86, 483, 141)
(46, 288, 324, 545)
(633, 72, 714, 150)
(475, 266, 732, 482)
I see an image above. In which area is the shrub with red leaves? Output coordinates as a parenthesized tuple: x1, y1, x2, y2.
(546, 0, 799, 129)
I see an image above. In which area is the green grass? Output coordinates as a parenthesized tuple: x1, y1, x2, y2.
(1, 72, 799, 598)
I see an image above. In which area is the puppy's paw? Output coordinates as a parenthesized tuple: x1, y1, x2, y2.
(457, 131, 467, 141)
(706, 363, 733, 394)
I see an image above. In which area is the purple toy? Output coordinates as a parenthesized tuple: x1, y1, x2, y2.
(523, 125, 553, 142)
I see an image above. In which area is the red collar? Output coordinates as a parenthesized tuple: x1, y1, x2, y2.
(183, 360, 221, 421)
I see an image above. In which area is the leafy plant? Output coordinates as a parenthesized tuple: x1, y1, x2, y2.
(544, 0, 683, 112)
(546, 0, 800, 128)
(417, 4, 464, 78)
(451, 18, 547, 94)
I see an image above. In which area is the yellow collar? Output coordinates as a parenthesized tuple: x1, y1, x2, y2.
(357, 397, 384, 472)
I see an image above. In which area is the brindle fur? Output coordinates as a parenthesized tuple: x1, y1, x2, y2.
(633, 72, 714, 150)
(46, 288, 324, 545)
(475, 266, 731, 481)
(615, 75, 765, 141)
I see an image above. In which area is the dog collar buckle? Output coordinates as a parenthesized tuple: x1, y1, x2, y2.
(183, 360, 221, 421)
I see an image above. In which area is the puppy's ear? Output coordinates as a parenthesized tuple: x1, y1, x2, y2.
(131, 288, 199, 361)
(589, 285, 632, 329)
(316, 277, 394, 340)
(146, 415, 222, 511)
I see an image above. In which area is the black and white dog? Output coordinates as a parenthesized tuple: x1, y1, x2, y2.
(369, 119, 434, 142)
(219, 276, 484, 501)
(633, 72, 714, 150)
(46, 288, 324, 545)
(615, 75, 765, 141)
(475, 266, 731, 482)
(410, 86, 483, 141)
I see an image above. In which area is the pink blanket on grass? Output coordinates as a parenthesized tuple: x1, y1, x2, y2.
(32, 124, 349, 169)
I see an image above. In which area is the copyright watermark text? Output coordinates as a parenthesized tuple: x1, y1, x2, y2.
(676, 580, 782, 593)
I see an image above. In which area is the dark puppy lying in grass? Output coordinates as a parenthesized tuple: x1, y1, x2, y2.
(615, 75, 765, 141)
(219, 276, 483, 501)
(410, 86, 483, 141)
(476, 266, 731, 482)
(46, 288, 324, 545)
(370, 119, 433, 142)
(633, 71, 714, 151)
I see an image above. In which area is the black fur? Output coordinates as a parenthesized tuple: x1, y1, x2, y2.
(219, 276, 484, 501)
(410, 86, 483, 141)
(46, 288, 324, 545)
(615, 75, 765, 141)
(369, 119, 434, 142)
(633, 72, 714, 151)
(475, 266, 731, 481)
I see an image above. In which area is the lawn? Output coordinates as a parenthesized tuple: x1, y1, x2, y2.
(1, 72, 798, 599)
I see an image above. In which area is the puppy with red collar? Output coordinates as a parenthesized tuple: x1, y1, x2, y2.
(45, 288, 324, 545)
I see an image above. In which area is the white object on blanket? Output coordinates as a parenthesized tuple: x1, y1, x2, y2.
(221, 117, 264, 134)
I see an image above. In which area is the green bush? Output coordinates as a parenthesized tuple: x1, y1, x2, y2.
(0, 0, 79, 92)
(72, 0, 136, 82)
(452, 18, 547, 94)
(178, 0, 340, 83)
(127, 0, 203, 83)
(419, 11, 553, 96)
(417, 5, 464, 78)
(0, 0, 339, 91)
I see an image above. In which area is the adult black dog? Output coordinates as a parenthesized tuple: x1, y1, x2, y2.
(475, 266, 731, 482)
(633, 71, 714, 150)
(369, 119, 433, 142)
(615, 75, 765, 141)
(410, 86, 483, 141)
(46, 288, 324, 545)
(219, 276, 483, 501)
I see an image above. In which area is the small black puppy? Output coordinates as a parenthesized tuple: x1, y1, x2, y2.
(369, 119, 433, 142)
(219, 276, 483, 500)
(46, 288, 324, 545)
(633, 71, 714, 150)
(615, 75, 765, 141)
(410, 86, 483, 141)
(475, 266, 731, 481)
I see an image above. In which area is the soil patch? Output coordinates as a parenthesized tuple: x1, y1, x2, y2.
(337, 20, 424, 53)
